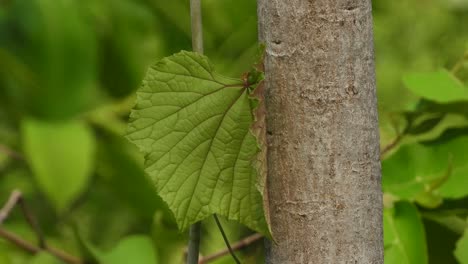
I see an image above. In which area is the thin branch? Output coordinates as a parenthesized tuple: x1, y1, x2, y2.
(0, 189, 45, 247)
(380, 133, 403, 157)
(380, 112, 407, 158)
(187, 222, 202, 264)
(190, 0, 204, 54)
(0, 189, 22, 224)
(212, 214, 240, 264)
(0, 228, 83, 264)
(0, 228, 39, 253)
(18, 196, 46, 248)
(199, 233, 264, 264)
(187, 0, 204, 263)
(0, 190, 83, 264)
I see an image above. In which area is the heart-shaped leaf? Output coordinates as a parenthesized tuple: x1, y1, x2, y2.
(127, 51, 269, 235)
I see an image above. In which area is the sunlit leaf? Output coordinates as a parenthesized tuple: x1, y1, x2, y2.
(403, 70, 468, 103)
(127, 51, 269, 235)
(22, 118, 95, 211)
(382, 136, 468, 201)
(384, 202, 428, 264)
(87, 235, 158, 264)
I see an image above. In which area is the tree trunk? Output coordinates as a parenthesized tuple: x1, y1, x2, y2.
(257, 0, 383, 263)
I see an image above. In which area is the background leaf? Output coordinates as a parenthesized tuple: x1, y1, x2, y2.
(403, 70, 468, 103)
(0, 0, 97, 120)
(423, 219, 460, 264)
(382, 136, 468, 201)
(87, 235, 158, 264)
(100, 236, 158, 264)
(89, 0, 160, 99)
(384, 202, 428, 264)
(455, 226, 468, 264)
(21, 118, 95, 211)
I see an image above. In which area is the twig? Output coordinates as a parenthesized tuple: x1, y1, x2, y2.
(0, 228, 40, 254)
(199, 233, 264, 264)
(380, 112, 407, 158)
(213, 215, 240, 263)
(187, 222, 202, 264)
(18, 195, 46, 247)
(190, 0, 204, 54)
(0, 190, 83, 264)
(380, 133, 403, 157)
(187, 0, 204, 263)
(0, 189, 45, 247)
(0, 228, 83, 264)
(0, 189, 22, 224)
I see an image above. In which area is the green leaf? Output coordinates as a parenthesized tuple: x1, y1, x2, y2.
(384, 202, 428, 264)
(403, 70, 468, 103)
(97, 132, 170, 220)
(0, 0, 97, 120)
(403, 114, 468, 144)
(127, 51, 269, 235)
(92, 0, 159, 99)
(414, 191, 443, 209)
(151, 212, 186, 264)
(87, 236, 158, 264)
(404, 113, 444, 135)
(28, 253, 63, 264)
(382, 136, 468, 201)
(422, 212, 466, 235)
(22, 118, 95, 211)
(456, 227, 468, 264)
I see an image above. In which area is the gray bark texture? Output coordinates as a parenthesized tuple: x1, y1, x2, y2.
(257, 0, 383, 263)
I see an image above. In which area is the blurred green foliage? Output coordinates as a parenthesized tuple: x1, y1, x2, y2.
(0, 0, 467, 263)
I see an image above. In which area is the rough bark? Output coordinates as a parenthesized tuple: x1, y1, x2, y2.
(257, 0, 383, 263)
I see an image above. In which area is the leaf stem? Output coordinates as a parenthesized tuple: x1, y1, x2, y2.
(187, 0, 204, 263)
(213, 214, 240, 264)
